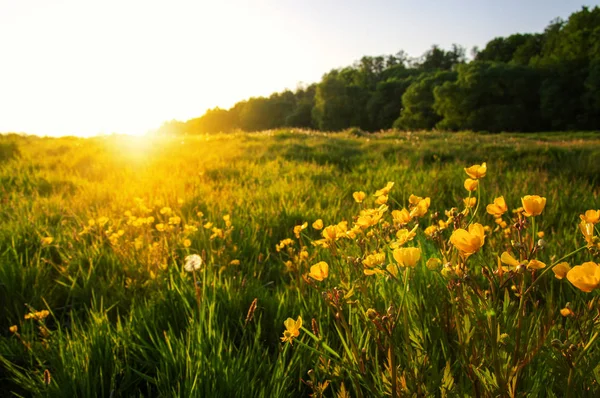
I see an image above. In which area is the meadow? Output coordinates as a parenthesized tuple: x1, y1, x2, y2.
(0, 129, 599, 397)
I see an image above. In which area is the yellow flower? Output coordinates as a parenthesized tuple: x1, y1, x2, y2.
(394, 225, 418, 246)
(9, 325, 18, 333)
(312, 219, 324, 230)
(408, 194, 423, 206)
(24, 310, 50, 321)
(464, 162, 487, 179)
(486, 196, 508, 217)
(500, 251, 523, 271)
(281, 316, 302, 345)
(41, 236, 54, 245)
(409, 197, 431, 218)
(463, 197, 476, 208)
(552, 262, 571, 279)
(168, 216, 181, 225)
(183, 239, 191, 248)
(322, 225, 339, 241)
(375, 195, 388, 205)
(521, 195, 546, 217)
(374, 182, 394, 197)
(353, 191, 367, 203)
(450, 223, 485, 256)
(560, 308, 574, 317)
(294, 222, 308, 238)
(155, 223, 166, 232)
(392, 247, 421, 268)
(426, 258, 442, 270)
(230, 259, 240, 266)
(160, 207, 172, 215)
(203, 222, 213, 229)
(424, 225, 438, 237)
(464, 178, 479, 192)
(580, 209, 600, 224)
(309, 261, 329, 281)
(527, 259, 546, 270)
(566, 262, 600, 292)
(579, 220, 595, 247)
(391, 209, 412, 225)
(386, 263, 399, 277)
(362, 252, 386, 275)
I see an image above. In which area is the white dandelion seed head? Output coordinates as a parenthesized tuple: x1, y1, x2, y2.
(184, 254, 203, 272)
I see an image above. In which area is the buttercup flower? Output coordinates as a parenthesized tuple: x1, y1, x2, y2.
(566, 262, 600, 292)
(486, 196, 508, 217)
(527, 259, 546, 270)
(580, 210, 600, 224)
(312, 219, 324, 230)
(521, 195, 546, 217)
(464, 162, 487, 179)
(309, 261, 329, 281)
(450, 223, 485, 256)
(353, 191, 367, 203)
(281, 316, 302, 345)
(552, 262, 571, 279)
(464, 179, 479, 192)
(184, 254, 203, 272)
(392, 247, 421, 268)
(464, 197, 477, 208)
(374, 182, 394, 197)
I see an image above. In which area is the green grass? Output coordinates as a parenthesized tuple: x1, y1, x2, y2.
(0, 129, 599, 397)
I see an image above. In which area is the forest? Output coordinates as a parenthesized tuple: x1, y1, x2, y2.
(156, 6, 600, 135)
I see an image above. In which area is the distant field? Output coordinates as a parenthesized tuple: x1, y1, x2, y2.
(0, 130, 599, 397)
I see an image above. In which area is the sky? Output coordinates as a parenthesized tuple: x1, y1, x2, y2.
(0, 0, 596, 137)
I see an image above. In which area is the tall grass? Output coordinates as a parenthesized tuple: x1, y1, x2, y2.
(0, 130, 598, 396)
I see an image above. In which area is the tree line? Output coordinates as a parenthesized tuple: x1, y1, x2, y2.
(158, 6, 600, 134)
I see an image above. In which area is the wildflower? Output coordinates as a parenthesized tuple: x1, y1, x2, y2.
(281, 316, 302, 345)
(322, 225, 339, 241)
(24, 310, 49, 321)
(309, 261, 329, 281)
(363, 252, 386, 275)
(353, 191, 367, 203)
(230, 259, 240, 266)
(276, 238, 294, 252)
(560, 308, 574, 317)
(41, 237, 54, 245)
(552, 262, 571, 279)
(500, 252, 526, 271)
(155, 223, 166, 232)
(9, 325, 18, 333)
(392, 225, 418, 247)
(97, 216, 109, 226)
(184, 254, 203, 272)
(409, 197, 431, 218)
(464, 178, 479, 192)
(426, 258, 442, 270)
(160, 207, 172, 215)
(521, 195, 546, 217)
(393, 247, 421, 268)
(374, 182, 394, 197)
(579, 220, 595, 247)
(294, 222, 308, 238)
(486, 196, 508, 217)
(463, 197, 476, 208)
(312, 219, 324, 230)
(210, 227, 224, 240)
(408, 194, 423, 206)
(464, 162, 487, 179)
(424, 225, 438, 238)
(183, 239, 191, 248)
(203, 222, 213, 229)
(450, 223, 485, 256)
(580, 210, 600, 224)
(375, 195, 388, 205)
(168, 216, 181, 225)
(566, 262, 600, 292)
(223, 214, 232, 227)
(527, 259, 546, 270)
(392, 209, 412, 225)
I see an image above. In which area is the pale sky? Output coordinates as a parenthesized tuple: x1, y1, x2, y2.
(0, 0, 595, 136)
